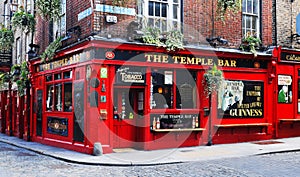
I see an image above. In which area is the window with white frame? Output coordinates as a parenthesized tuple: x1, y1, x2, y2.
(16, 37, 21, 64)
(4, 1, 9, 28)
(141, 0, 181, 32)
(53, 0, 66, 38)
(242, 0, 259, 37)
(25, 0, 31, 13)
(25, 33, 30, 59)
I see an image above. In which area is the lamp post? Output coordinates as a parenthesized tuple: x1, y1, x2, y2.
(26, 44, 39, 141)
(2, 1, 18, 136)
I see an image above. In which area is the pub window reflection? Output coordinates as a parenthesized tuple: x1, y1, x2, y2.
(54, 84, 62, 111)
(151, 69, 173, 109)
(176, 70, 197, 109)
(46, 85, 54, 111)
(64, 83, 72, 112)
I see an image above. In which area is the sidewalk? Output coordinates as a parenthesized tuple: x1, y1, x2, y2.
(1, 133, 300, 166)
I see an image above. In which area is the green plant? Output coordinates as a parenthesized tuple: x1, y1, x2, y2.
(41, 37, 62, 63)
(203, 64, 224, 96)
(142, 27, 184, 51)
(0, 72, 9, 90)
(240, 32, 261, 56)
(11, 62, 29, 96)
(36, 0, 61, 21)
(165, 30, 184, 51)
(0, 27, 14, 51)
(216, 0, 241, 21)
(142, 27, 164, 47)
(11, 7, 36, 32)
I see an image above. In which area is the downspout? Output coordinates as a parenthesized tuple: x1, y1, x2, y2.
(8, 0, 13, 136)
(273, 0, 277, 46)
(290, 0, 294, 45)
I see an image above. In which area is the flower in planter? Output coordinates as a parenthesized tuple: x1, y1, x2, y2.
(240, 32, 261, 56)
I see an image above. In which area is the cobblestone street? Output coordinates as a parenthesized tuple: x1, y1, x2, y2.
(1, 142, 300, 177)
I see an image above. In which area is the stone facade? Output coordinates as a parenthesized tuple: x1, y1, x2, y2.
(276, 0, 300, 48)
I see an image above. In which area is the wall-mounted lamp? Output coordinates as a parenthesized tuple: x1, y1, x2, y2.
(27, 43, 40, 59)
(206, 36, 228, 48)
(289, 33, 300, 45)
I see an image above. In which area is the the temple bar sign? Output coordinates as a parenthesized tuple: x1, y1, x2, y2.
(145, 54, 237, 67)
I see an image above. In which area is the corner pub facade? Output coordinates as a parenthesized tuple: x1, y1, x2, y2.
(23, 38, 278, 154)
(3, 0, 300, 154)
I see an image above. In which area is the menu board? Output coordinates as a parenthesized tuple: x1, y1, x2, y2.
(151, 114, 199, 130)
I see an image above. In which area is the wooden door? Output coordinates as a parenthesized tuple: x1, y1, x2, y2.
(113, 87, 144, 148)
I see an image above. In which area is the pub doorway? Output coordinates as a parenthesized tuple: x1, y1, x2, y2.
(112, 87, 145, 148)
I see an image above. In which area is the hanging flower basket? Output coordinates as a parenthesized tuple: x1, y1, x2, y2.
(203, 64, 224, 97)
(0, 27, 14, 51)
(11, 8, 36, 32)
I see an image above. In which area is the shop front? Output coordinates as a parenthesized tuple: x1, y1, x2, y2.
(275, 47, 300, 138)
(29, 39, 275, 154)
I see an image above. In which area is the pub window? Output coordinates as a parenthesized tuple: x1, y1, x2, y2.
(151, 69, 197, 109)
(46, 75, 53, 82)
(278, 75, 292, 104)
(54, 84, 62, 111)
(176, 70, 197, 109)
(46, 71, 73, 112)
(46, 85, 54, 111)
(63, 71, 72, 79)
(54, 73, 61, 80)
(64, 83, 72, 112)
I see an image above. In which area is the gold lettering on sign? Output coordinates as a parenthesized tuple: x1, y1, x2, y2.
(145, 54, 238, 67)
(286, 54, 300, 61)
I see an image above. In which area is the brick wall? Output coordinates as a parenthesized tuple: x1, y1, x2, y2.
(276, 0, 300, 48)
(34, 0, 274, 53)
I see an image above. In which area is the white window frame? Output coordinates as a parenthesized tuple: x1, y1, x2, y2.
(4, 1, 9, 28)
(242, 0, 260, 37)
(25, 0, 31, 13)
(53, 0, 66, 38)
(141, 0, 181, 32)
(16, 37, 21, 64)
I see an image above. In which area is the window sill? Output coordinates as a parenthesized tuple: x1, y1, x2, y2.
(152, 128, 205, 132)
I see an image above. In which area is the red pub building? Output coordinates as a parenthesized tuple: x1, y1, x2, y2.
(2, 0, 298, 155)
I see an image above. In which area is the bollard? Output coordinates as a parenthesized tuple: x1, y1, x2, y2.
(93, 142, 103, 156)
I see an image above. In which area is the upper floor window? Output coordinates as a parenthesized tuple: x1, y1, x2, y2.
(141, 0, 181, 32)
(53, 0, 66, 38)
(16, 37, 21, 64)
(242, 0, 259, 37)
(25, 0, 31, 13)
